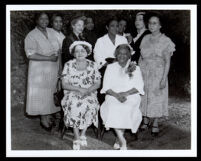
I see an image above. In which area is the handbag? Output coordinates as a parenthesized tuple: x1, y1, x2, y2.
(53, 78, 64, 107)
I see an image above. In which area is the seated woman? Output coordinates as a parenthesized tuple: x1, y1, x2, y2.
(61, 41, 101, 150)
(100, 44, 144, 150)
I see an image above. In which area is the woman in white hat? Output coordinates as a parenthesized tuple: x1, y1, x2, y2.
(61, 41, 101, 150)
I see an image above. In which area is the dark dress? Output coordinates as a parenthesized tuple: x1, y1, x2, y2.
(130, 30, 150, 64)
(83, 29, 98, 61)
(61, 32, 85, 66)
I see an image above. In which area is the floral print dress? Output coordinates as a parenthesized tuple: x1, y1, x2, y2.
(61, 59, 101, 129)
(139, 34, 175, 118)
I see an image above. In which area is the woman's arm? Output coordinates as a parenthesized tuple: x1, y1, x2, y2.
(88, 80, 101, 93)
(106, 89, 127, 103)
(119, 88, 139, 97)
(160, 51, 171, 89)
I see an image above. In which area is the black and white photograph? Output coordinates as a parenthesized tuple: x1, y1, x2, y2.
(6, 4, 197, 157)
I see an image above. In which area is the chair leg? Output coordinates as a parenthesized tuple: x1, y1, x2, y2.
(59, 125, 66, 139)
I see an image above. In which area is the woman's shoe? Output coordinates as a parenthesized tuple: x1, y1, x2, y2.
(80, 136, 87, 147)
(151, 126, 159, 137)
(139, 117, 150, 131)
(113, 142, 120, 150)
(73, 140, 81, 150)
(120, 146, 127, 150)
(40, 122, 52, 132)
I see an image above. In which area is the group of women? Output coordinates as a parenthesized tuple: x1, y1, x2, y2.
(24, 11, 175, 150)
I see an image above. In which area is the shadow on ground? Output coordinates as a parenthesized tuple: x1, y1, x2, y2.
(11, 98, 190, 150)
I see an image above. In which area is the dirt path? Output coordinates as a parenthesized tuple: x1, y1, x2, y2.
(11, 97, 190, 150)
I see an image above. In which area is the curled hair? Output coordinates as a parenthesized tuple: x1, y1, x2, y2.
(71, 44, 91, 56)
(114, 44, 132, 58)
(148, 12, 163, 26)
(70, 16, 86, 27)
(135, 11, 149, 28)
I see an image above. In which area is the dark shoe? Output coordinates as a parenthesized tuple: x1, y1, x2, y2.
(40, 122, 52, 132)
(151, 126, 159, 137)
(139, 118, 150, 132)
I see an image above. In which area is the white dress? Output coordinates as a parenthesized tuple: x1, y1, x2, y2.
(100, 61, 144, 133)
(93, 34, 128, 69)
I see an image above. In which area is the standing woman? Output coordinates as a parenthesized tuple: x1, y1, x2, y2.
(61, 16, 86, 66)
(130, 12, 150, 64)
(139, 14, 176, 136)
(49, 13, 66, 131)
(50, 14, 65, 74)
(93, 17, 128, 70)
(61, 41, 101, 150)
(24, 12, 61, 131)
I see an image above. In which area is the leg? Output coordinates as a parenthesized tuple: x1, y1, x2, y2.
(72, 128, 80, 150)
(139, 116, 150, 131)
(151, 118, 159, 136)
(80, 127, 88, 147)
(73, 128, 80, 140)
(40, 115, 52, 131)
(114, 128, 127, 149)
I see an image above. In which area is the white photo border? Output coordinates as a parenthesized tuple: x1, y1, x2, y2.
(6, 4, 197, 157)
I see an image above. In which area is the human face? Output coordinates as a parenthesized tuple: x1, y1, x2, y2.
(72, 20, 84, 35)
(85, 18, 94, 31)
(37, 13, 49, 29)
(74, 45, 88, 60)
(107, 20, 118, 36)
(148, 16, 161, 33)
(135, 14, 145, 30)
(118, 20, 127, 34)
(52, 16, 63, 32)
(116, 48, 130, 66)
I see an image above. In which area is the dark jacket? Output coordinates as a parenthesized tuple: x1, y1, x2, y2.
(83, 29, 98, 61)
(130, 30, 150, 64)
(61, 32, 85, 66)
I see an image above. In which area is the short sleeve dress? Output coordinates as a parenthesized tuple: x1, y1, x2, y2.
(139, 33, 176, 118)
(24, 27, 61, 115)
(61, 59, 101, 129)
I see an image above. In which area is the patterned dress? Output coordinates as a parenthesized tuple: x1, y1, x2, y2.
(61, 59, 101, 129)
(139, 33, 175, 118)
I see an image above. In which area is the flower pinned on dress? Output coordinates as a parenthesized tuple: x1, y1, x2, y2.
(69, 41, 92, 56)
(125, 61, 137, 78)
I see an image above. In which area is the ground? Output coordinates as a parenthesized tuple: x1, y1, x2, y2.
(11, 97, 191, 150)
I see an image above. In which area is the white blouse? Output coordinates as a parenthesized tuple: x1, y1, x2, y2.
(93, 34, 128, 69)
(49, 28, 65, 50)
(101, 61, 144, 95)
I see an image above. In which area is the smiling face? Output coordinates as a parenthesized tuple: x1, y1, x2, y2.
(107, 20, 118, 36)
(37, 13, 49, 29)
(52, 16, 63, 32)
(135, 14, 145, 30)
(116, 47, 130, 65)
(148, 16, 161, 33)
(72, 19, 84, 35)
(118, 20, 127, 34)
(73, 45, 88, 60)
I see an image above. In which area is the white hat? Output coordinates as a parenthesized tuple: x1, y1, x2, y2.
(69, 41, 92, 56)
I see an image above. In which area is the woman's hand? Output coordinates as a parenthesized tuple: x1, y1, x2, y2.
(160, 77, 166, 89)
(114, 93, 127, 103)
(78, 88, 89, 98)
